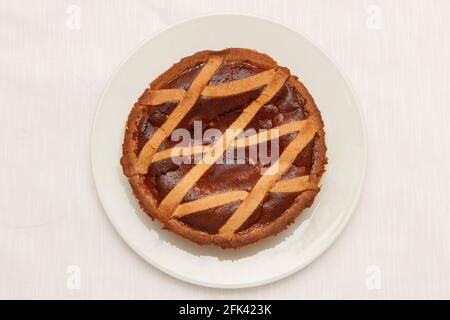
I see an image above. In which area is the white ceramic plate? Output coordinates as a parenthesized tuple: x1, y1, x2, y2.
(91, 14, 367, 289)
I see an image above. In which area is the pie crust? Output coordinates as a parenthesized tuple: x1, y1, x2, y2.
(121, 48, 327, 249)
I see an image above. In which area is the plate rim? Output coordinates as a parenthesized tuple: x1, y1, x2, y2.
(90, 12, 368, 289)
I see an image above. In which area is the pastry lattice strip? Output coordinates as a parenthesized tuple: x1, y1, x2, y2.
(151, 120, 310, 163)
(135, 55, 323, 235)
(136, 55, 225, 174)
(172, 176, 317, 218)
(138, 68, 276, 105)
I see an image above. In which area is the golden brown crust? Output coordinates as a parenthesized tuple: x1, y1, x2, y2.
(121, 48, 327, 249)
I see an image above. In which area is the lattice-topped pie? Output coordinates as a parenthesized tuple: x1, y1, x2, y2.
(121, 48, 327, 249)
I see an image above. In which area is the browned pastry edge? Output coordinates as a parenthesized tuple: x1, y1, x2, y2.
(121, 48, 327, 249)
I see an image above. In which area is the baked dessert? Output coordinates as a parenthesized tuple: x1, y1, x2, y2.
(121, 48, 327, 249)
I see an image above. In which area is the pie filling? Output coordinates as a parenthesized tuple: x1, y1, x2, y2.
(135, 61, 320, 234)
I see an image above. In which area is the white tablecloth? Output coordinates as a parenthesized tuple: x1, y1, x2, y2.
(1, 0, 449, 299)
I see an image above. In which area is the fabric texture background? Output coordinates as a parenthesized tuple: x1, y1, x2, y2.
(0, 0, 449, 299)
